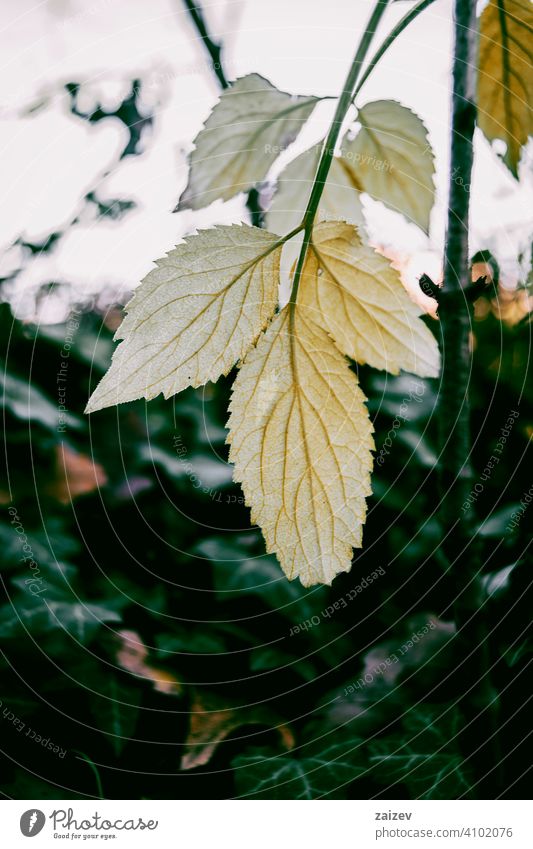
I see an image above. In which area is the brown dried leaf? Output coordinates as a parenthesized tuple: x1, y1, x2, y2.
(115, 629, 182, 696)
(181, 690, 294, 771)
(47, 444, 107, 504)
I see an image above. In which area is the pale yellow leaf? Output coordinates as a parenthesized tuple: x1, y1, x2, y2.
(299, 221, 440, 377)
(266, 144, 365, 236)
(342, 100, 435, 233)
(227, 306, 374, 587)
(178, 74, 317, 210)
(478, 0, 533, 178)
(86, 225, 282, 412)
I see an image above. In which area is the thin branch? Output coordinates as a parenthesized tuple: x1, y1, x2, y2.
(181, 0, 229, 89)
(181, 0, 265, 226)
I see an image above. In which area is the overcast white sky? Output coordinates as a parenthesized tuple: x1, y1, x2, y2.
(0, 0, 531, 320)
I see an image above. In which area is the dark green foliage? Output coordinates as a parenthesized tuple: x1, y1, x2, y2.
(0, 284, 530, 800)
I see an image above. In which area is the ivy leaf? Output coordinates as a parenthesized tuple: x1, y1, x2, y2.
(504, 637, 532, 667)
(86, 225, 283, 412)
(482, 563, 515, 598)
(478, 0, 533, 178)
(342, 100, 435, 233)
(89, 671, 142, 756)
(233, 735, 366, 799)
(0, 599, 121, 642)
(369, 743, 468, 799)
(368, 705, 472, 799)
(227, 305, 374, 587)
(250, 647, 317, 682)
(178, 74, 318, 210)
(2, 364, 82, 431)
(266, 144, 365, 236)
(3, 774, 86, 800)
(301, 221, 440, 376)
(197, 534, 328, 619)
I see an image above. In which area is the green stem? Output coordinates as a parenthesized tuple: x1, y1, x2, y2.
(439, 0, 502, 796)
(75, 750, 105, 799)
(289, 0, 390, 306)
(352, 0, 436, 102)
(439, 0, 477, 526)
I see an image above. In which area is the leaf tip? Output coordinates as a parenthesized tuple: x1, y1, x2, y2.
(84, 393, 105, 415)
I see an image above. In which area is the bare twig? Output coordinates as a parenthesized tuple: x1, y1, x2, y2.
(181, 0, 228, 89)
(419, 272, 491, 307)
(181, 0, 263, 225)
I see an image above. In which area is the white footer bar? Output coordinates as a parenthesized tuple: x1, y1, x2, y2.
(2, 799, 531, 848)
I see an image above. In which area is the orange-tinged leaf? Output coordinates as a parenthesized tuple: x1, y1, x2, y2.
(181, 691, 295, 770)
(115, 629, 182, 696)
(47, 444, 107, 504)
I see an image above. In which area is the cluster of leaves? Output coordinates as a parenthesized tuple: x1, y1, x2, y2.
(86, 72, 441, 586)
(1, 0, 531, 802)
(85, 0, 533, 587)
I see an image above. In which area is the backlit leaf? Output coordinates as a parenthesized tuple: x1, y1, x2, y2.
(86, 225, 283, 412)
(266, 144, 365, 236)
(300, 221, 440, 376)
(342, 100, 435, 232)
(227, 304, 374, 587)
(478, 0, 533, 178)
(178, 74, 318, 210)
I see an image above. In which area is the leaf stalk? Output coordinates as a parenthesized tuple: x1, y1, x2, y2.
(289, 0, 391, 307)
(351, 0, 437, 102)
